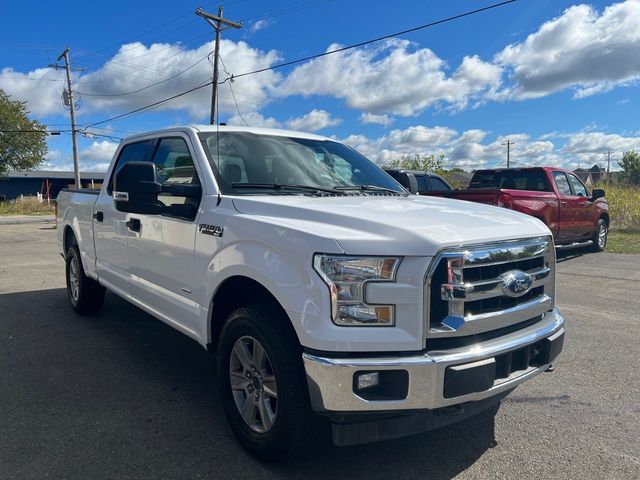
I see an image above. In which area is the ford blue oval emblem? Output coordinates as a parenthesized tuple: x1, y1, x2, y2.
(500, 270, 533, 298)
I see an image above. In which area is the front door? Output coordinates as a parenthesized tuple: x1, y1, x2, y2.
(125, 135, 204, 337)
(93, 140, 152, 294)
(552, 171, 582, 243)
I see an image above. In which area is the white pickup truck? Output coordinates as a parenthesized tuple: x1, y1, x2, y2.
(56, 125, 565, 461)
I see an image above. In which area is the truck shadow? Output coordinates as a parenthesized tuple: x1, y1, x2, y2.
(0, 288, 498, 480)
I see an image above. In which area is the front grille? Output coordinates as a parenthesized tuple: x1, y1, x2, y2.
(426, 236, 555, 342)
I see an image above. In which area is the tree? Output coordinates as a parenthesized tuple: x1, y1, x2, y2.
(0, 89, 47, 176)
(386, 153, 445, 171)
(619, 150, 640, 184)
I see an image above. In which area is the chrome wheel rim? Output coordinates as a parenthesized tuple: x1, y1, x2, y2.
(229, 335, 278, 433)
(598, 224, 607, 249)
(69, 257, 80, 302)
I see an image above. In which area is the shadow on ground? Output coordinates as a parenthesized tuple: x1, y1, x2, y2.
(0, 288, 499, 480)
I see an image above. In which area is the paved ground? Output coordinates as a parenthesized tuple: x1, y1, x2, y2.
(0, 222, 639, 480)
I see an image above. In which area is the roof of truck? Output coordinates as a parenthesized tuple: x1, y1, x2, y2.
(123, 125, 333, 143)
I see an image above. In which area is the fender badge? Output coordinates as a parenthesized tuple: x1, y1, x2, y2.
(199, 224, 224, 237)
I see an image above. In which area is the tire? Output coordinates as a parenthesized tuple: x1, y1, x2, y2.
(65, 245, 106, 315)
(590, 219, 608, 253)
(218, 305, 327, 462)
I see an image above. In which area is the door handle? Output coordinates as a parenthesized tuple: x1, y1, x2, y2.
(93, 211, 104, 222)
(126, 218, 141, 232)
(560, 201, 567, 206)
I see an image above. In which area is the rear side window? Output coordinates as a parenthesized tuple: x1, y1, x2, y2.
(428, 177, 451, 190)
(415, 175, 429, 192)
(108, 140, 151, 193)
(553, 172, 573, 196)
(469, 170, 550, 191)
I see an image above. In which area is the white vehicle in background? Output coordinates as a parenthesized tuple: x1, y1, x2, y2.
(56, 125, 565, 461)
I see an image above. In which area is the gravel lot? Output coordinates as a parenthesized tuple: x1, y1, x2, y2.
(1, 220, 639, 479)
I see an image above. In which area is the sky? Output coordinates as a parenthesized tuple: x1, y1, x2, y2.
(1, 0, 639, 172)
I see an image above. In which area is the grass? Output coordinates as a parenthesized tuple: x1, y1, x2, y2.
(606, 230, 640, 254)
(0, 196, 55, 216)
(597, 183, 640, 231)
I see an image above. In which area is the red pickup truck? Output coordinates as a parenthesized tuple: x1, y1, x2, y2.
(421, 167, 609, 251)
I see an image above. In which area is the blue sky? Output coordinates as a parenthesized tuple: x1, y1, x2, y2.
(1, 0, 639, 172)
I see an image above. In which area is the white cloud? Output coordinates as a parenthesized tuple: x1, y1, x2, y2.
(249, 19, 272, 34)
(280, 39, 502, 116)
(42, 140, 119, 172)
(0, 40, 282, 121)
(495, 1, 640, 100)
(286, 109, 341, 131)
(341, 125, 638, 171)
(226, 111, 281, 128)
(359, 113, 394, 127)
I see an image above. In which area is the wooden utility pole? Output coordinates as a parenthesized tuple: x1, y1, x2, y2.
(195, 6, 242, 125)
(502, 140, 515, 168)
(50, 48, 84, 188)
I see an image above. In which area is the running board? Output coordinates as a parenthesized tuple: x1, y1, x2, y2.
(555, 240, 593, 250)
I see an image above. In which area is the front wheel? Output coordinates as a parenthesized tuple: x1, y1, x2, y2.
(218, 305, 326, 461)
(590, 219, 608, 252)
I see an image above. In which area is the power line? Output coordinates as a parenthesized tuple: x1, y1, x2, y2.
(81, 0, 519, 127)
(220, 55, 249, 126)
(233, 0, 519, 79)
(77, 52, 211, 97)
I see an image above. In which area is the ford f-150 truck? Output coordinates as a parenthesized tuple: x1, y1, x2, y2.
(56, 126, 565, 461)
(421, 167, 609, 251)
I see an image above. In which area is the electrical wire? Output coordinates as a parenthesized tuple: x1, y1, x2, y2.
(77, 52, 211, 97)
(80, 0, 519, 127)
(233, 0, 519, 80)
(219, 56, 249, 126)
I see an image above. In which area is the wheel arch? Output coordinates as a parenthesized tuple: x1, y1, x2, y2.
(207, 275, 298, 352)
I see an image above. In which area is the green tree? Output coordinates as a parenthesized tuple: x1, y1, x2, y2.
(0, 89, 47, 176)
(619, 150, 640, 184)
(386, 153, 445, 171)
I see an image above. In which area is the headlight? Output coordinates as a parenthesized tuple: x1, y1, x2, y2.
(313, 255, 400, 326)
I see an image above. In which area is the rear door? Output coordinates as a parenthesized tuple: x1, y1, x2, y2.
(552, 171, 583, 242)
(125, 135, 204, 337)
(93, 140, 152, 293)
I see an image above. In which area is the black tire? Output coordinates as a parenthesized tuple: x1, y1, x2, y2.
(218, 305, 327, 462)
(65, 245, 106, 315)
(590, 219, 608, 252)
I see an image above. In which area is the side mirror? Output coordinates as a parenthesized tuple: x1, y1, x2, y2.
(591, 188, 605, 200)
(113, 161, 163, 214)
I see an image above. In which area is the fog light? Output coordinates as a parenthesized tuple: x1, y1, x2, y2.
(356, 372, 380, 390)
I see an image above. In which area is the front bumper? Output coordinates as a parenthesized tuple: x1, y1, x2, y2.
(303, 308, 564, 413)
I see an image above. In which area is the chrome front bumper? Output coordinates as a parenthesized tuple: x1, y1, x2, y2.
(303, 308, 564, 413)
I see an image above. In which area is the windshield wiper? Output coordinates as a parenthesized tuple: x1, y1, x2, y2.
(231, 183, 342, 195)
(334, 185, 405, 195)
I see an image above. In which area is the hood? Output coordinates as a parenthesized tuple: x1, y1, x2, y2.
(232, 194, 551, 256)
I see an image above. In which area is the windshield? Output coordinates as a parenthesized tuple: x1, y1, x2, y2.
(198, 132, 406, 195)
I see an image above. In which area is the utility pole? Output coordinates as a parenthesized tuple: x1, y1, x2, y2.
(50, 47, 84, 188)
(195, 6, 242, 125)
(502, 140, 515, 168)
(606, 150, 612, 178)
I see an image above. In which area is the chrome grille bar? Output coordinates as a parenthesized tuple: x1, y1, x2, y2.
(426, 236, 555, 340)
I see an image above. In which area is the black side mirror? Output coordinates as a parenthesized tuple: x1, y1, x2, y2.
(591, 188, 605, 200)
(114, 161, 163, 214)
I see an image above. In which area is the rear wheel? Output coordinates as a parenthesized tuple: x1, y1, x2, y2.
(218, 305, 326, 461)
(66, 245, 106, 314)
(590, 219, 608, 252)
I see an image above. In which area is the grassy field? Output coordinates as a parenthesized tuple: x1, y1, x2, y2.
(607, 230, 640, 254)
(0, 197, 55, 216)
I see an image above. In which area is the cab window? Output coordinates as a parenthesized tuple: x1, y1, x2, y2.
(566, 173, 588, 197)
(553, 172, 573, 196)
(108, 140, 151, 194)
